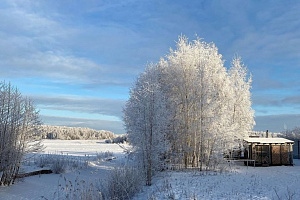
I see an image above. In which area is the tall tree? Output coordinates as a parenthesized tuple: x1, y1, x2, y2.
(160, 36, 232, 170)
(124, 64, 169, 185)
(0, 81, 41, 186)
(124, 36, 255, 183)
(228, 56, 255, 146)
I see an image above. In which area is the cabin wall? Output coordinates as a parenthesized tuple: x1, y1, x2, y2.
(247, 143, 293, 166)
(271, 145, 281, 165)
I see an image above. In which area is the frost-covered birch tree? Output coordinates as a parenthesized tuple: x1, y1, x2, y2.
(227, 56, 255, 147)
(124, 35, 255, 182)
(0, 81, 41, 186)
(123, 65, 169, 185)
(160, 36, 233, 170)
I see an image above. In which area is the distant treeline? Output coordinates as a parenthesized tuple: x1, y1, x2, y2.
(248, 130, 280, 138)
(280, 127, 300, 140)
(249, 128, 300, 141)
(39, 125, 115, 140)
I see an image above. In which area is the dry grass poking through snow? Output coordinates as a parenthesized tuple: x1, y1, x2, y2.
(133, 160, 300, 200)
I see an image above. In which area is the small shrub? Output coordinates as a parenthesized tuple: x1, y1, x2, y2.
(35, 155, 52, 168)
(51, 156, 67, 174)
(112, 135, 127, 144)
(96, 151, 114, 161)
(100, 166, 143, 200)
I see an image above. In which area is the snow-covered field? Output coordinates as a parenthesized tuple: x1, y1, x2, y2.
(1, 140, 300, 200)
(0, 140, 129, 200)
(42, 139, 126, 157)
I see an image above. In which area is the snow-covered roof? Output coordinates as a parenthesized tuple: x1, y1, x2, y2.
(244, 137, 294, 144)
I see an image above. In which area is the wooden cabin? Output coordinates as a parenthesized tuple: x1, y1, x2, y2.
(243, 137, 294, 166)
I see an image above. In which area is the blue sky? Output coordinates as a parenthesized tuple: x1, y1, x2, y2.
(0, 0, 299, 133)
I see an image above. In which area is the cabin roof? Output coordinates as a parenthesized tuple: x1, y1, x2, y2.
(244, 137, 294, 144)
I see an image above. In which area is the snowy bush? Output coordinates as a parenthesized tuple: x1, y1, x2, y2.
(112, 135, 128, 144)
(34, 154, 53, 168)
(104, 135, 127, 144)
(99, 166, 143, 200)
(51, 157, 67, 174)
(96, 151, 114, 161)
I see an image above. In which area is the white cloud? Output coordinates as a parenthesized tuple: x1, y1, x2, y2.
(31, 95, 125, 119)
(0, 0, 150, 86)
(2, 51, 102, 83)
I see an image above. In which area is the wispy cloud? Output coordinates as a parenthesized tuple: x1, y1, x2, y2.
(254, 114, 300, 132)
(219, 1, 300, 61)
(253, 95, 300, 107)
(0, 0, 143, 87)
(32, 95, 125, 120)
(252, 95, 281, 107)
(283, 96, 300, 105)
(2, 52, 102, 82)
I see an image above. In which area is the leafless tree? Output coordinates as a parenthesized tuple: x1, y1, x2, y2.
(0, 81, 42, 186)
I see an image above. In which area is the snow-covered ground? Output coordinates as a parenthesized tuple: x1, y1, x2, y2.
(0, 140, 128, 200)
(42, 139, 126, 156)
(1, 140, 300, 200)
(134, 160, 300, 200)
